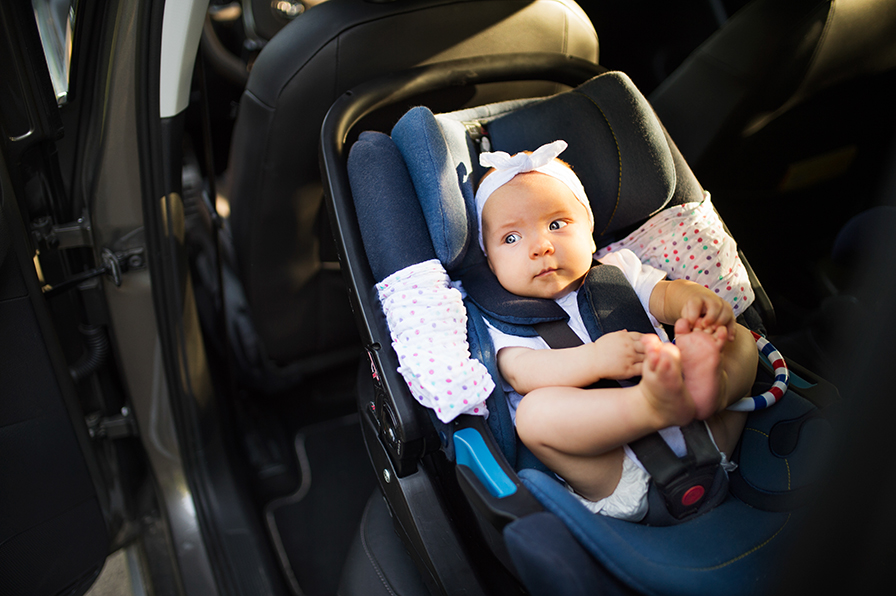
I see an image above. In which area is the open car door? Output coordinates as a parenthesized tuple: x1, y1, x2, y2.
(1, 2, 110, 593)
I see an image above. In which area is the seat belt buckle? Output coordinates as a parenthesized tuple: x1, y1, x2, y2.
(659, 464, 719, 520)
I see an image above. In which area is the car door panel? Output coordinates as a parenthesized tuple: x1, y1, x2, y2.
(1, 164, 108, 596)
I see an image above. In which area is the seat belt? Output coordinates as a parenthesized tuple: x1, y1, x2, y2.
(532, 265, 723, 521)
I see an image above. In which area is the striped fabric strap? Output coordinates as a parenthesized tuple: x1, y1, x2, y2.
(728, 331, 789, 412)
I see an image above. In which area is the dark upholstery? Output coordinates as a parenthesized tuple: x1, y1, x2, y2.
(226, 0, 598, 364)
(650, 0, 896, 169)
(337, 492, 429, 596)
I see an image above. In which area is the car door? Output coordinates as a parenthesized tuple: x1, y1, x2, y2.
(0, 2, 110, 594)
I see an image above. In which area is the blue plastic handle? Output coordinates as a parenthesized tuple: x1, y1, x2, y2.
(454, 428, 517, 498)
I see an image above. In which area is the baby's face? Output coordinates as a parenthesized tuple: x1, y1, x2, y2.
(482, 172, 596, 300)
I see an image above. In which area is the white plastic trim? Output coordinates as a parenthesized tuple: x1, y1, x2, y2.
(159, 0, 208, 118)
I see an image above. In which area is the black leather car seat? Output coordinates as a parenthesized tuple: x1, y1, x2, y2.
(224, 0, 598, 378)
(650, 0, 896, 174)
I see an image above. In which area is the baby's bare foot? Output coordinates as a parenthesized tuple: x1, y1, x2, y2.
(675, 327, 727, 420)
(639, 340, 695, 428)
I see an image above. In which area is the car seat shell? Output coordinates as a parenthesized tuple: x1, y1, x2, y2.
(323, 57, 837, 596)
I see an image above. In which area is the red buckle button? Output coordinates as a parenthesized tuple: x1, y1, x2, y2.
(681, 486, 705, 506)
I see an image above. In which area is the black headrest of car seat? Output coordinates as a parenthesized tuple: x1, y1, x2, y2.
(225, 0, 598, 364)
(486, 71, 680, 242)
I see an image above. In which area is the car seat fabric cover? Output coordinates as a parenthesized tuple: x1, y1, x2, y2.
(347, 131, 438, 282)
(349, 73, 814, 595)
(387, 71, 697, 472)
(391, 72, 703, 332)
(227, 0, 598, 363)
(515, 468, 792, 596)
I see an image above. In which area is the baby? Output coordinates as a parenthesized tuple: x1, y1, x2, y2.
(476, 140, 758, 520)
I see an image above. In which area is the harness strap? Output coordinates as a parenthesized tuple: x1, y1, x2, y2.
(629, 422, 722, 520)
(532, 320, 583, 349)
(533, 264, 724, 522)
(578, 263, 656, 337)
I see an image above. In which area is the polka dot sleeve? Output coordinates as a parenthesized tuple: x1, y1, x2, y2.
(595, 193, 755, 315)
(377, 259, 494, 423)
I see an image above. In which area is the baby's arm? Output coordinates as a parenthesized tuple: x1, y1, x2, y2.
(648, 279, 736, 339)
(498, 330, 646, 395)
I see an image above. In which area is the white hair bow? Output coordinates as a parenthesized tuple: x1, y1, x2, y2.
(474, 140, 592, 253)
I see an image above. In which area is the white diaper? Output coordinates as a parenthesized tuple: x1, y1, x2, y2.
(568, 452, 650, 522)
(568, 422, 736, 521)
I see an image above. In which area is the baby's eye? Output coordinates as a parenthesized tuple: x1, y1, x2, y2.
(503, 233, 521, 245)
(549, 220, 568, 230)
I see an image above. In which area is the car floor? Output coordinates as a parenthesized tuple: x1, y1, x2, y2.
(227, 356, 375, 596)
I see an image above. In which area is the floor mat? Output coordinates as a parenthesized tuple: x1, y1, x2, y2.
(265, 413, 378, 596)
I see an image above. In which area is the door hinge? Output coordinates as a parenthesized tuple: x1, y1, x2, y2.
(31, 211, 93, 250)
(86, 407, 138, 440)
(34, 218, 147, 297)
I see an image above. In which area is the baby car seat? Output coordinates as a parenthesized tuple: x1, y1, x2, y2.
(222, 0, 597, 388)
(321, 56, 838, 595)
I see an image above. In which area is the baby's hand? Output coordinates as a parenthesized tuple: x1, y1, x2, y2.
(592, 330, 646, 379)
(677, 292, 736, 340)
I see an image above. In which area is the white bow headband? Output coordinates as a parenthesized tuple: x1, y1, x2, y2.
(474, 140, 593, 253)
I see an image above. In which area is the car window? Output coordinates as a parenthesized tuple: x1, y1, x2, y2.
(32, 0, 76, 105)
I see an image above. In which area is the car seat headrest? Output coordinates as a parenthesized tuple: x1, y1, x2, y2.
(348, 131, 438, 282)
(390, 72, 682, 276)
(387, 72, 689, 322)
(485, 71, 677, 241)
(391, 108, 475, 272)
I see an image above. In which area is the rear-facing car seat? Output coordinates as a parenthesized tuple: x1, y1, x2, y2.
(222, 0, 598, 388)
(323, 59, 838, 595)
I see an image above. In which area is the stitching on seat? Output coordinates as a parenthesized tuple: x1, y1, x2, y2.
(745, 427, 793, 491)
(570, 90, 622, 238)
(698, 513, 791, 571)
(562, 5, 569, 54)
(359, 498, 399, 596)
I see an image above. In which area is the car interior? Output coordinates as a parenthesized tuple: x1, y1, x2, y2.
(189, 0, 896, 593)
(3, 0, 896, 595)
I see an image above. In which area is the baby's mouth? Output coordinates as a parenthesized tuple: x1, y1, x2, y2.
(536, 267, 558, 278)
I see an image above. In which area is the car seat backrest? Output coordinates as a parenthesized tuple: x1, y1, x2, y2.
(380, 71, 739, 468)
(651, 0, 896, 167)
(388, 72, 704, 320)
(225, 0, 598, 364)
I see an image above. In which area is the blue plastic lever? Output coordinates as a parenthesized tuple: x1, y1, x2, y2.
(454, 428, 517, 498)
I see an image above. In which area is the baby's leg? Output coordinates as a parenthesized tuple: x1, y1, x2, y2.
(515, 341, 694, 501)
(706, 324, 757, 454)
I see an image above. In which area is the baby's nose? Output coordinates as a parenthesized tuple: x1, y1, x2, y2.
(531, 235, 554, 256)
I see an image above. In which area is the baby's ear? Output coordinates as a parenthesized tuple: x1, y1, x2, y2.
(590, 236, 597, 254)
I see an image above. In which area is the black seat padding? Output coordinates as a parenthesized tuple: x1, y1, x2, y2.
(337, 491, 429, 596)
(650, 0, 896, 170)
(225, 0, 598, 365)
